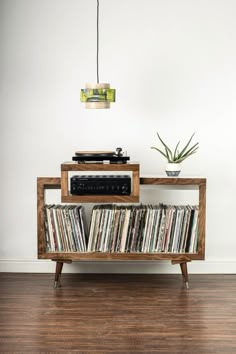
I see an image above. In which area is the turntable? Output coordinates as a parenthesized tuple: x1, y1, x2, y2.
(72, 147, 130, 164)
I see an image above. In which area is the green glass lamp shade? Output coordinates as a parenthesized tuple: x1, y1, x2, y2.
(81, 83, 116, 109)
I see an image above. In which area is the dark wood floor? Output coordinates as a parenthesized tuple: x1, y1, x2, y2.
(0, 273, 236, 353)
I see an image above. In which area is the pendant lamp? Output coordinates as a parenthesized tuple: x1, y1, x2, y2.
(81, 0, 116, 109)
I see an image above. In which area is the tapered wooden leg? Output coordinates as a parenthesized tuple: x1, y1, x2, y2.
(52, 260, 72, 288)
(54, 261, 64, 288)
(171, 260, 190, 288)
(180, 262, 189, 289)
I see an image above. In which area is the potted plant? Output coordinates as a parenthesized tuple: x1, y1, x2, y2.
(151, 132, 199, 176)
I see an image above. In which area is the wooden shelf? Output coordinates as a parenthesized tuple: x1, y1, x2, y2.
(140, 177, 206, 186)
(37, 176, 206, 287)
(37, 176, 206, 261)
(61, 162, 140, 203)
(38, 251, 202, 262)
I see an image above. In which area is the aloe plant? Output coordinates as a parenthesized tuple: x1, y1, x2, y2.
(151, 132, 199, 163)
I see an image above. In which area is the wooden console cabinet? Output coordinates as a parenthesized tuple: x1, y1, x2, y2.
(37, 171, 206, 289)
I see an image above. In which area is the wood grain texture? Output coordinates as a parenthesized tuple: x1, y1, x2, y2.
(198, 181, 206, 258)
(37, 177, 61, 257)
(140, 177, 206, 185)
(61, 163, 140, 203)
(61, 170, 69, 198)
(61, 162, 140, 171)
(61, 194, 140, 203)
(0, 273, 236, 353)
(39, 251, 198, 261)
(37, 177, 205, 262)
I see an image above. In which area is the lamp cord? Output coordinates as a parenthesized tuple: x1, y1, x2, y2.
(97, 0, 99, 83)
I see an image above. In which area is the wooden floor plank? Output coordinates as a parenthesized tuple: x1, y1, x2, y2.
(0, 273, 236, 353)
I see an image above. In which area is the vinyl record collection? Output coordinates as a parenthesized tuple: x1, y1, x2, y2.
(44, 205, 88, 252)
(44, 204, 199, 254)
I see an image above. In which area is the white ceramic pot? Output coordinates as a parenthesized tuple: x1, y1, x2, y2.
(165, 163, 181, 177)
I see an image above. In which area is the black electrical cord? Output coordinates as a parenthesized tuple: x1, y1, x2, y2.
(97, 0, 99, 83)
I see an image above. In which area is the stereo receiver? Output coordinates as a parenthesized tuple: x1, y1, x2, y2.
(70, 175, 131, 195)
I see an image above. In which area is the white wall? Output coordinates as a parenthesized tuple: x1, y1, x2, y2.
(1, 0, 236, 273)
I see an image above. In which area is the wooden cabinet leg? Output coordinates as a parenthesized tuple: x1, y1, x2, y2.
(54, 261, 64, 288)
(171, 260, 190, 289)
(180, 262, 189, 289)
(53, 260, 72, 288)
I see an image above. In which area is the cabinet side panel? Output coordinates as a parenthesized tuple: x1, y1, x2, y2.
(37, 178, 61, 258)
(61, 171, 69, 199)
(132, 169, 140, 197)
(37, 178, 45, 257)
(198, 182, 206, 259)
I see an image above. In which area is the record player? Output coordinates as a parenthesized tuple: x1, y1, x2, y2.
(72, 147, 130, 164)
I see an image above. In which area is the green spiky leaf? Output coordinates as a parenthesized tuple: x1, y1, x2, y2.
(151, 132, 199, 163)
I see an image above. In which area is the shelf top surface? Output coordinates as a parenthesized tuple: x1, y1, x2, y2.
(61, 162, 140, 171)
(140, 176, 206, 184)
(62, 161, 139, 165)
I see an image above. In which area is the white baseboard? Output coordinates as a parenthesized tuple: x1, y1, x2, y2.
(0, 259, 236, 273)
